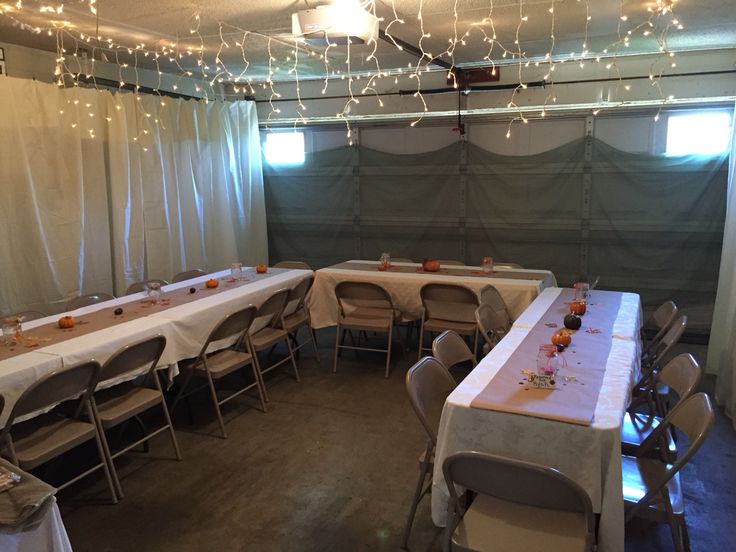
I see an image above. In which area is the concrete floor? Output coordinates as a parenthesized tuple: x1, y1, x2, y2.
(51, 332, 734, 552)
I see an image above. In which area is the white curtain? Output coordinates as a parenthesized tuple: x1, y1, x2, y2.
(708, 101, 736, 429)
(0, 76, 267, 314)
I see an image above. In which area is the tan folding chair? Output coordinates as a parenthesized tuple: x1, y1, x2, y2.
(418, 283, 478, 361)
(432, 330, 476, 372)
(2, 310, 48, 322)
(623, 353, 701, 462)
(0, 361, 118, 503)
(402, 357, 456, 548)
(172, 306, 264, 439)
(437, 260, 465, 266)
(279, 276, 320, 363)
(476, 285, 512, 353)
(443, 451, 596, 552)
(641, 301, 678, 358)
(247, 289, 300, 400)
(273, 261, 312, 270)
(172, 269, 207, 283)
(640, 315, 687, 379)
(623, 393, 714, 552)
(90, 335, 182, 499)
(333, 281, 399, 378)
(125, 279, 170, 295)
(65, 292, 115, 311)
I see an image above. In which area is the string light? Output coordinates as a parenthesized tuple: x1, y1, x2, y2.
(0, 0, 692, 146)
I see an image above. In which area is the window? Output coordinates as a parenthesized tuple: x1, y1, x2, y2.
(666, 111, 731, 156)
(263, 131, 305, 165)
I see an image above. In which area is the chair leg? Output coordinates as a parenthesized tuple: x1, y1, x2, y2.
(309, 326, 321, 364)
(401, 453, 433, 549)
(89, 402, 120, 503)
(417, 321, 425, 362)
(155, 378, 182, 461)
(251, 351, 270, 403)
(130, 416, 150, 453)
(284, 335, 301, 382)
(385, 324, 393, 379)
(204, 372, 227, 439)
(251, 362, 268, 412)
(333, 324, 342, 373)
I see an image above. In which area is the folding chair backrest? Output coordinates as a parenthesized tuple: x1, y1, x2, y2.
(98, 335, 167, 385)
(443, 451, 594, 524)
(3, 310, 48, 322)
(66, 293, 115, 311)
(201, 306, 257, 355)
(649, 301, 678, 337)
(651, 315, 687, 366)
(420, 283, 477, 323)
(432, 331, 474, 370)
(172, 269, 207, 283)
(405, 357, 456, 445)
(656, 353, 701, 404)
(282, 276, 313, 318)
(125, 279, 170, 295)
(250, 289, 290, 334)
(4, 361, 100, 425)
(639, 393, 714, 497)
(273, 261, 312, 270)
(335, 281, 394, 314)
(479, 285, 512, 329)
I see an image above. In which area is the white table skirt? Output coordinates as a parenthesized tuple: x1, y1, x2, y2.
(307, 260, 557, 329)
(0, 498, 72, 552)
(0, 268, 311, 426)
(431, 287, 642, 552)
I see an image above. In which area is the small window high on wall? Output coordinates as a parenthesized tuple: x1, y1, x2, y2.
(264, 131, 305, 165)
(666, 110, 732, 156)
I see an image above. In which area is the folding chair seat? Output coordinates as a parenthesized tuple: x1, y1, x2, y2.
(442, 451, 596, 552)
(91, 335, 182, 498)
(172, 306, 265, 438)
(418, 283, 478, 361)
(333, 281, 399, 378)
(0, 361, 118, 504)
(247, 288, 300, 398)
(622, 393, 714, 552)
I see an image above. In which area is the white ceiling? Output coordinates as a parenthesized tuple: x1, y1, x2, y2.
(1, 0, 734, 82)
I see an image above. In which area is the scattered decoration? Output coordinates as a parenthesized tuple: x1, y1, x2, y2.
(585, 327, 602, 334)
(113, 307, 123, 315)
(545, 322, 558, 328)
(189, 287, 197, 294)
(205, 278, 219, 288)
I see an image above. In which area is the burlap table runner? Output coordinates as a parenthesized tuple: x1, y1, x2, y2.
(470, 288, 624, 426)
(0, 270, 286, 362)
(329, 261, 548, 281)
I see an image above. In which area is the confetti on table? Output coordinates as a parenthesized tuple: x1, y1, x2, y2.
(545, 322, 558, 328)
(585, 327, 602, 334)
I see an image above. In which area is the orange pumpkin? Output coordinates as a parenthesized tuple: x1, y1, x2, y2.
(205, 278, 219, 289)
(551, 331, 572, 348)
(422, 259, 441, 272)
(570, 301, 587, 316)
(58, 315, 75, 329)
(256, 265, 267, 274)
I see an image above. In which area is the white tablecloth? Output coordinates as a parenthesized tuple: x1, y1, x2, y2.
(0, 268, 311, 426)
(307, 260, 557, 329)
(432, 287, 642, 552)
(0, 498, 72, 552)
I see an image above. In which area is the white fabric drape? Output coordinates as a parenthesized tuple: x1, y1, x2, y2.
(0, 76, 267, 314)
(708, 102, 736, 429)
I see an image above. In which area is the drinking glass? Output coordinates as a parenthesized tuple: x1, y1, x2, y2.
(379, 252, 391, 268)
(537, 344, 561, 377)
(2, 318, 21, 346)
(230, 262, 243, 280)
(574, 282, 590, 304)
(147, 282, 162, 304)
(481, 256, 494, 274)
